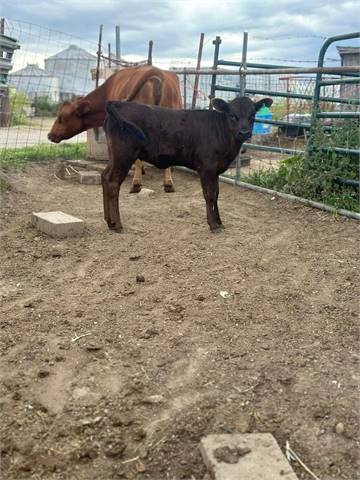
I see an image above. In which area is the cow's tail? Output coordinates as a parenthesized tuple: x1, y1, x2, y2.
(105, 102, 148, 144)
(125, 68, 163, 106)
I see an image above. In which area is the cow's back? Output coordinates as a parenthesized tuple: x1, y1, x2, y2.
(103, 66, 182, 110)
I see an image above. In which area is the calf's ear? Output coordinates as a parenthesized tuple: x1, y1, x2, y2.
(212, 98, 230, 113)
(255, 97, 273, 111)
(75, 101, 91, 117)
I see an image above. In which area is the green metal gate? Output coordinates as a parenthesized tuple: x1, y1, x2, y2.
(209, 32, 360, 166)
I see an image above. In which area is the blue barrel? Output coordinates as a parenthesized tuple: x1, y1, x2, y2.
(253, 105, 272, 135)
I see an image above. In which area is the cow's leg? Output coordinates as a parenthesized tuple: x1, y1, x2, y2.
(130, 159, 143, 193)
(199, 171, 223, 232)
(102, 159, 134, 232)
(163, 167, 175, 193)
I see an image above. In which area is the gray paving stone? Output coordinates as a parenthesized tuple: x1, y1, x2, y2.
(200, 434, 298, 480)
(32, 211, 84, 238)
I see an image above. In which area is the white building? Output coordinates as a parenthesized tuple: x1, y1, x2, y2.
(45, 44, 97, 100)
(9, 63, 59, 102)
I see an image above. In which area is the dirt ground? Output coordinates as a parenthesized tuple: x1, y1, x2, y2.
(0, 163, 358, 480)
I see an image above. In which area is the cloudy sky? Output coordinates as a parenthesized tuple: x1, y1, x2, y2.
(3, 0, 360, 71)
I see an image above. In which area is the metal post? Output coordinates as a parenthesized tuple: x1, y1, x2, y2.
(237, 32, 248, 183)
(115, 25, 120, 60)
(286, 77, 290, 121)
(192, 33, 204, 109)
(209, 36, 221, 109)
(183, 72, 187, 108)
(239, 32, 248, 97)
(0, 18, 4, 34)
(147, 40, 153, 65)
(95, 24, 103, 89)
(108, 43, 111, 68)
(94, 24, 103, 143)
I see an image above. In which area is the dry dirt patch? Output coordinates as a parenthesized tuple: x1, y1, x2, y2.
(0, 163, 358, 479)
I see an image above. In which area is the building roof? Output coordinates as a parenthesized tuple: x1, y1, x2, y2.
(45, 44, 97, 61)
(0, 33, 20, 50)
(10, 63, 56, 78)
(336, 46, 360, 55)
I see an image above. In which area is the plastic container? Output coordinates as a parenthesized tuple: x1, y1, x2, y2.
(252, 105, 272, 135)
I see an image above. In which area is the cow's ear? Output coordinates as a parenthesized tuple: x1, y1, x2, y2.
(212, 98, 230, 113)
(255, 98, 273, 111)
(75, 101, 91, 117)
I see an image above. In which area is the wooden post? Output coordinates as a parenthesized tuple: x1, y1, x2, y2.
(147, 40, 153, 65)
(191, 33, 205, 109)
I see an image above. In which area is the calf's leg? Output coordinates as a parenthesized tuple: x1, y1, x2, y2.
(102, 164, 111, 225)
(163, 167, 175, 193)
(102, 156, 135, 232)
(199, 171, 223, 231)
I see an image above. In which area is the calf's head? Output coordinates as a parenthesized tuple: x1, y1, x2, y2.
(48, 98, 91, 143)
(212, 96, 273, 142)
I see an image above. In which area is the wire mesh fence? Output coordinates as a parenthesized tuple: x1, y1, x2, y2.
(0, 19, 103, 163)
(0, 19, 358, 212)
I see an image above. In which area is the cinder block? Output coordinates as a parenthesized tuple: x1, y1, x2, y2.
(32, 211, 85, 238)
(136, 188, 155, 197)
(200, 434, 298, 480)
(67, 159, 94, 169)
(85, 163, 107, 173)
(78, 171, 102, 185)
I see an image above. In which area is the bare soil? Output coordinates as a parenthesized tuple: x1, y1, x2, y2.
(0, 163, 359, 480)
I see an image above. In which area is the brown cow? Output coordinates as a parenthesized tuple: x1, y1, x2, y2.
(48, 65, 182, 192)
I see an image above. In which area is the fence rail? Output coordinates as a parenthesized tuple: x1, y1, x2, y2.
(174, 66, 360, 75)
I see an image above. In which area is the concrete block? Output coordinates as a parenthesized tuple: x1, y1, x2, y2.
(78, 170, 102, 185)
(200, 434, 298, 480)
(32, 211, 85, 238)
(136, 188, 155, 197)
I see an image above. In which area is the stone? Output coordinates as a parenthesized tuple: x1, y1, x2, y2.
(78, 170, 102, 185)
(200, 434, 298, 480)
(142, 395, 165, 404)
(335, 422, 345, 435)
(136, 188, 155, 197)
(32, 211, 84, 238)
(103, 437, 126, 458)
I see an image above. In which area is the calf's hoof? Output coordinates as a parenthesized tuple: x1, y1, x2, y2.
(129, 183, 142, 194)
(210, 224, 225, 233)
(164, 184, 175, 193)
(108, 223, 123, 233)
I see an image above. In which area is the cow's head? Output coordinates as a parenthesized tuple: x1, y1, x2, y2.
(48, 97, 91, 143)
(212, 96, 273, 142)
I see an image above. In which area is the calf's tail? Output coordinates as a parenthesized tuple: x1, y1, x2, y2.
(105, 102, 148, 144)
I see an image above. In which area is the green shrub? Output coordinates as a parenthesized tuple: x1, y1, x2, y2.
(8, 87, 30, 126)
(33, 96, 61, 117)
(242, 120, 359, 212)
